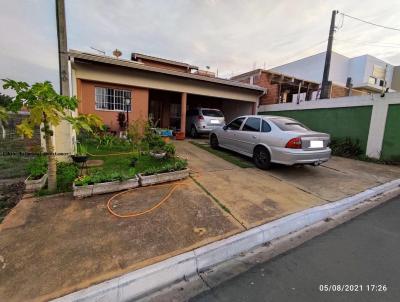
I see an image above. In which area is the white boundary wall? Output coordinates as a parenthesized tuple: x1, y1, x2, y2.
(258, 93, 400, 159)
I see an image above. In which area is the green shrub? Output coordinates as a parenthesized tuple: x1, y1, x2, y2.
(27, 156, 47, 179)
(74, 175, 91, 186)
(330, 137, 363, 158)
(142, 158, 187, 176)
(77, 143, 88, 155)
(57, 162, 79, 191)
(163, 143, 176, 157)
(74, 168, 136, 186)
(95, 134, 116, 148)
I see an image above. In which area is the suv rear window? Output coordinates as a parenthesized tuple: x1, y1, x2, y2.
(201, 109, 224, 117)
(271, 118, 309, 132)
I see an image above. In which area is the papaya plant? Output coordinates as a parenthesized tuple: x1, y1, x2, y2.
(2, 79, 102, 192)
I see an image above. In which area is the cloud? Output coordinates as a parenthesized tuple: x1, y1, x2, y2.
(0, 0, 59, 93)
(1, 0, 400, 95)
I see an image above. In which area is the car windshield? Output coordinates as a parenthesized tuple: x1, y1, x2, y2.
(271, 118, 310, 132)
(201, 109, 224, 117)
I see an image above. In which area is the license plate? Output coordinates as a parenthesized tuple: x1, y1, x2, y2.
(310, 140, 323, 148)
(210, 120, 220, 124)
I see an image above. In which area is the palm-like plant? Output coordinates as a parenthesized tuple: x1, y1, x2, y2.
(0, 106, 8, 139)
(2, 79, 102, 192)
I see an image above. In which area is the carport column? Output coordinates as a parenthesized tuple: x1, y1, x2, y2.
(180, 92, 187, 135)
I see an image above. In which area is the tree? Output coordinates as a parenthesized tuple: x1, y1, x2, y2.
(0, 93, 12, 107)
(2, 79, 102, 192)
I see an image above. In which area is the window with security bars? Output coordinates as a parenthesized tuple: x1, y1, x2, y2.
(95, 87, 132, 111)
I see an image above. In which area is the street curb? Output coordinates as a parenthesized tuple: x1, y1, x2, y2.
(52, 179, 400, 302)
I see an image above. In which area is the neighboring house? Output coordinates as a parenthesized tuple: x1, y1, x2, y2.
(232, 70, 321, 105)
(69, 50, 264, 133)
(269, 51, 399, 95)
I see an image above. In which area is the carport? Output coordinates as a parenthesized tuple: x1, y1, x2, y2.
(148, 89, 257, 131)
(187, 94, 255, 123)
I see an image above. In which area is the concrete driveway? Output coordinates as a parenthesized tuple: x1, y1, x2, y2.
(176, 140, 400, 228)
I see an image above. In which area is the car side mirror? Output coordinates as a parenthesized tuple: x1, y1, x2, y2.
(223, 125, 228, 131)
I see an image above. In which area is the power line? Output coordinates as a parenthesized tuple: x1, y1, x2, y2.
(335, 38, 400, 49)
(340, 12, 400, 32)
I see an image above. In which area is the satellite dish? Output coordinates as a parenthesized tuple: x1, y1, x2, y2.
(113, 49, 122, 59)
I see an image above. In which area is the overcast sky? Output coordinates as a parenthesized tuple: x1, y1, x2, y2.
(1, 0, 400, 94)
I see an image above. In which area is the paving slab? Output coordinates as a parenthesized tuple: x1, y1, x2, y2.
(175, 140, 238, 173)
(263, 157, 400, 202)
(192, 169, 325, 228)
(323, 156, 400, 183)
(0, 181, 241, 302)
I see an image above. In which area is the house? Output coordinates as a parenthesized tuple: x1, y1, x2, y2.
(231, 70, 322, 105)
(69, 50, 264, 134)
(269, 51, 399, 95)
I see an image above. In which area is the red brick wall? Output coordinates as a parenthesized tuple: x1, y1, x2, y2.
(254, 73, 279, 105)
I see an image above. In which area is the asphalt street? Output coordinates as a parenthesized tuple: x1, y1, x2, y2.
(190, 196, 400, 302)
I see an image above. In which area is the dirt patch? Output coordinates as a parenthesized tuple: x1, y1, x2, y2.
(0, 181, 25, 222)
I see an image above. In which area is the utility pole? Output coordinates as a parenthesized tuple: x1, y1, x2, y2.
(320, 10, 338, 99)
(56, 0, 69, 96)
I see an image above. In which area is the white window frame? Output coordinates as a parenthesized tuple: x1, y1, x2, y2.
(95, 86, 132, 112)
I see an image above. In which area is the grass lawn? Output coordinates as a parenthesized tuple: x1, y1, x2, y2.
(189, 141, 254, 168)
(81, 142, 186, 183)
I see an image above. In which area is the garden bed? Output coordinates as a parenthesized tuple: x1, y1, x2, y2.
(73, 177, 139, 198)
(72, 155, 188, 198)
(25, 173, 48, 193)
(72, 123, 188, 198)
(138, 168, 189, 186)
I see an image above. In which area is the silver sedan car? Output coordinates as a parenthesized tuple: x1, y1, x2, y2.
(209, 115, 331, 169)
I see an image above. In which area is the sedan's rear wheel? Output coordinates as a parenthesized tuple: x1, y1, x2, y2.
(210, 134, 219, 149)
(253, 146, 271, 170)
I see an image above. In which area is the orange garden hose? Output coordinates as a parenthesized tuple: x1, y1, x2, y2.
(106, 167, 201, 218)
(86, 150, 200, 218)
(106, 180, 190, 218)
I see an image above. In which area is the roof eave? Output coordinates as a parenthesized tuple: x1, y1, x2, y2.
(69, 50, 264, 93)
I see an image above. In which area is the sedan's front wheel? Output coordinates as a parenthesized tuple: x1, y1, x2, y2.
(253, 146, 271, 170)
(210, 134, 219, 149)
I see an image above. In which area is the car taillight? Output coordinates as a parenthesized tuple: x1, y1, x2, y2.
(197, 115, 204, 121)
(285, 137, 302, 149)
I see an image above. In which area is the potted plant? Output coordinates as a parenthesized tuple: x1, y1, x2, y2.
(72, 143, 89, 163)
(25, 156, 48, 192)
(149, 136, 167, 159)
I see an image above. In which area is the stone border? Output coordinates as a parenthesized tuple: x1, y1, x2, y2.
(24, 173, 48, 193)
(73, 177, 139, 198)
(138, 169, 189, 187)
(52, 178, 400, 302)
